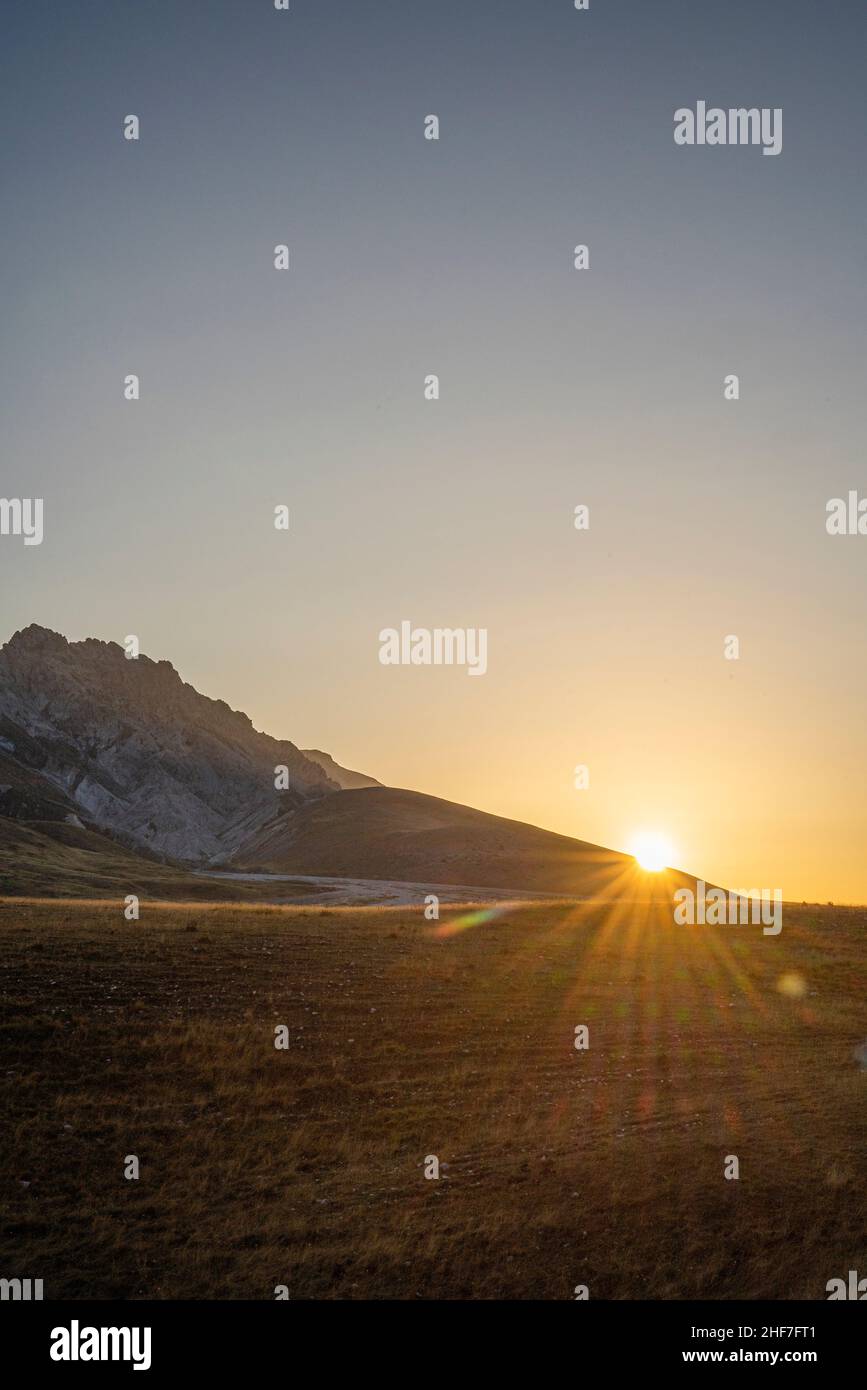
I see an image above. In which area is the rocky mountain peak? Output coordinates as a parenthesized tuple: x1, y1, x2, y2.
(0, 625, 338, 863)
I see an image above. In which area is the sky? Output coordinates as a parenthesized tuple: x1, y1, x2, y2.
(2, 0, 867, 902)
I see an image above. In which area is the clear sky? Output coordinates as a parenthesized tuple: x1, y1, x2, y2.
(2, 1, 866, 902)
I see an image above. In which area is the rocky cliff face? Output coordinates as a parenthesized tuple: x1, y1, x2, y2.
(0, 625, 337, 862)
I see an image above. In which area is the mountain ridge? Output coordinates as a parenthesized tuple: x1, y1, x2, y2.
(0, 624, 702, 900)
(230, 784, 696, 898)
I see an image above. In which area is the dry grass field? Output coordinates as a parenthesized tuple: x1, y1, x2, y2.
(1, 895, 866, 1300)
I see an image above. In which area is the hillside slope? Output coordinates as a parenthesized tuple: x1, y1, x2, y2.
(232, 785, 696, 898)
(0, 817, 319, 903)
(300, 749, 381, 790)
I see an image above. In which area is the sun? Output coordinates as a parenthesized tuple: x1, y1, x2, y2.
(630, 831, 673, 873)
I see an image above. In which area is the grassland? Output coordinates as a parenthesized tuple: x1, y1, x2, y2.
(1, 896, 865, 1299)
(0, 819, 313, 903)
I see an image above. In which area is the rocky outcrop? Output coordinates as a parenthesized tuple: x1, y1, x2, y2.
(0, 625, 337, 862)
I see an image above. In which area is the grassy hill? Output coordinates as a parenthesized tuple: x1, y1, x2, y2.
(233, 785, 699, 899)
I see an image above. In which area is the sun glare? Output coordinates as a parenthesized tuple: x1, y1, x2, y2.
(630, 831, 673, 873)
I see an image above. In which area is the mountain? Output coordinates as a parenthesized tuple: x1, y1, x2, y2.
(0, 624, 702, 902)
(0, 625, 335, 863)
(300, 749, 381, 790)
(231, 785, 695, 899)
